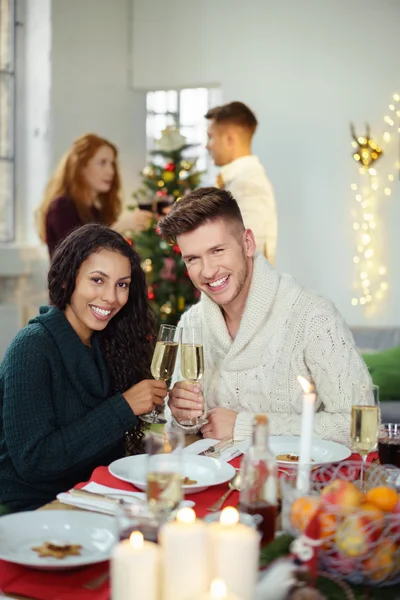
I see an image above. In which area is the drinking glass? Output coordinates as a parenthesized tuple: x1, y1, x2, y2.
(378, 423, 400, 488)
(350, 383, 380, 488)
(179, 325, 208, 427)
(146, 427, 184, 522)
(140, 324, 180, 424)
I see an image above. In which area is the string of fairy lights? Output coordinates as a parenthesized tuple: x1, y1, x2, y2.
(350, 92, 399, 309)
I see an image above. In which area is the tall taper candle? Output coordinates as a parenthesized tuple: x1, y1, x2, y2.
(296, 376, 316, 494)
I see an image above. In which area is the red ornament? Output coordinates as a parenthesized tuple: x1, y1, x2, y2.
(156, 190, 166, 197)
(125, 237, 133, 246)
(172, 244, 180, 254)
(155, 225, 161, 236)
(147, 287, 155, 301)
(165, 162, 175, 171)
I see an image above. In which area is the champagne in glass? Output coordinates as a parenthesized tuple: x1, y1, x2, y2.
(351, 384, 380, 488)
(179, 325, 207, 427)
(140, 324, 179, 424)
(146, 428, 183, 522)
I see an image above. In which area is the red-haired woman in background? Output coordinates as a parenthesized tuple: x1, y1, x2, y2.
(37, 133, 151, 257)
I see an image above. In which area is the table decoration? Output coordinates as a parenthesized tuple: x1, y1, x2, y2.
(111, 531, 160, 600)
(159, 507, 209, 600)
(296, 377, 316, 494)
(208, 507, 259, 600)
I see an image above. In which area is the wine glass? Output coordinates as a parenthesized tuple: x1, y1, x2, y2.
(178, 325, 208, 427)
(350, 383, 380, 488)
(378, 423, 400, 488)
(146, 427, 184, 522)
(140, 324, 180, 424)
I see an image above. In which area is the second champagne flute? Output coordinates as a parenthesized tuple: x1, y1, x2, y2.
(350, 383, 380, 488)
(179, 325, 208, 427)
(140, 324, 179, 424)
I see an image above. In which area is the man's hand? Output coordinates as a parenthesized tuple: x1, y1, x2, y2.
(168, 381, 204, 423)
(201, 408, 237, 440)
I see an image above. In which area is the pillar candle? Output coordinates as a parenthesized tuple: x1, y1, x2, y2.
(208, 508, 259, 600)
(296, 376, 316, 494)
(196, 578, 242, 600)
(159, 507, 209, 600)
(111, 531, 160, 600)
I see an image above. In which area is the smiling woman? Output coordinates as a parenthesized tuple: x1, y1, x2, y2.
(35, 134, 152, 257)
(0, 224, 166, 512)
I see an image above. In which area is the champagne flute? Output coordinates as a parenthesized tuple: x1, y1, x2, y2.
(350, 383, 380, 488)
(140, 324, 180, 424)
(146, 428, 184, 522)
(179, 325, 208, 427)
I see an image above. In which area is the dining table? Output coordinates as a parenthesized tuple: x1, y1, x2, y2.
(0, 435, 244, 600)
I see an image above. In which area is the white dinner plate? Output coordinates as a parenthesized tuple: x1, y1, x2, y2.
(269, 436, 352, 467)
(109, 454, 235, 494)
(0, 510, 117, 570)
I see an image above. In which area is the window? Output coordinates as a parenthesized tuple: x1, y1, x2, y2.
(0, 0, 15, 242)
(146, 87, 222, 175)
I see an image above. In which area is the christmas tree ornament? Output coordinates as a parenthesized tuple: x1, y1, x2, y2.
(157, 180, 165, 187)
(160, 301, 173, 318)
(165, 162, 175, 171)
(178, 296, 185, 312)
(173, 189, 181, 197)
(142, 166, 155, 178)
(155, 126, 186, 152)
(350, 123, 383, 168)
(162, 171, 175, 182)
(180, 160, 193, 170)
(148, 286, 155, 301)
(141, 258, 153, 274)
(179, 169, 188, 179)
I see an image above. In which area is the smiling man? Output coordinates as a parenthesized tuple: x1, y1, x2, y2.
(158, 187, 371, 443)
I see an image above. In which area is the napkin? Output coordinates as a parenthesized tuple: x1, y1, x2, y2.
(57, 482, 195, 514)
(183, 438, 250, 462)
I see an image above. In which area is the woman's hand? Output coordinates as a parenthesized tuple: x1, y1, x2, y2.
(123, 380, 167, 415)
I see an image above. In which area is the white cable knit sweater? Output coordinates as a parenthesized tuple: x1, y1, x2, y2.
(173, 253, 371, 443)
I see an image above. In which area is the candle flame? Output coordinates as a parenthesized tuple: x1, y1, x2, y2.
(297, 376, 314, 394)
(129, 531, 144, 549)
(220, 506, 239, 526)
(210, 578, 228, 599)
(176, 507, 196, 524)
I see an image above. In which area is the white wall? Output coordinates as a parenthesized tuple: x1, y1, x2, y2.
(50, 0, 146, 207)
(131, 0, 400, 326)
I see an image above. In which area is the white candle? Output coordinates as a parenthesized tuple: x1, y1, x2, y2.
(208, 507, 259, 600)
(111, 531, 160, 600)
(196, 578, 243, 600)
(159, 507, 210, 600)
(296, 376, 316, 494)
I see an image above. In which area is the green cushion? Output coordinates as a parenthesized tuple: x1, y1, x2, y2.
(362, 345, 400, 400)
(0, 504, 11, 516)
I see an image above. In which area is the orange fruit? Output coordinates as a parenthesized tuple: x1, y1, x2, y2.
(359, 502, 385, 523)
(290, 496, 320, 532)
(363, 540, 397, 581)
(319, 510, 337, 549)
(365, 486, 399, 513)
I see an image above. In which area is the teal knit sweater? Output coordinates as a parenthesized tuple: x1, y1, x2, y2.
(0, 306, 139, 511)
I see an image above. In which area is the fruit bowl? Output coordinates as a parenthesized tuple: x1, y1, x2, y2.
(280, 461, 400, 586)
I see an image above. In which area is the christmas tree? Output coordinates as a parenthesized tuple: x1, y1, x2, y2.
(129, 126, 203, 325)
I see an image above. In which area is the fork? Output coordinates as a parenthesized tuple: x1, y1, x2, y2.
(199, 439, 234, 458)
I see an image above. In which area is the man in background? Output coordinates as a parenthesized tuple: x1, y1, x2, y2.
(205, 101, 277, 265)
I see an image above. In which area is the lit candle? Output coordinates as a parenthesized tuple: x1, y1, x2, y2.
(208, 507, 259, 600)
(196, 578, 242, 600)
(111, 531, 160, 600)
(159, 507, 209, 600)
(296, 376, 316, 494)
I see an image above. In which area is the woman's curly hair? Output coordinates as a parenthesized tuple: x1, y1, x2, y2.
(48, 223, 155, 454)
